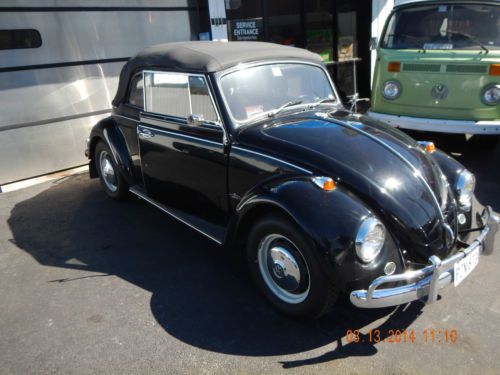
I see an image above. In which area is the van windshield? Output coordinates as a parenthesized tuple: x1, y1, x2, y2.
(382, 4, 500, 50)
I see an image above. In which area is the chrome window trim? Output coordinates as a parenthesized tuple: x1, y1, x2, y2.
(141, 69, 229, 145)
(215, 60, 343, 128)
(232, 146, 312, 175)
(138, 123, 223, 147)
(142, 70, 222, 123)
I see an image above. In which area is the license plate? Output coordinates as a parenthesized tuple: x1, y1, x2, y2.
(454, 246, 480, 287)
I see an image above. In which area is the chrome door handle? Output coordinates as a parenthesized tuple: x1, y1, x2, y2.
(138, 128, 154, 138)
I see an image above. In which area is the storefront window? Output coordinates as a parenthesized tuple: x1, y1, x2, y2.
(268, 0, 302, 46)
(226, 0, 264, 41)
(305, 0, 334, 63)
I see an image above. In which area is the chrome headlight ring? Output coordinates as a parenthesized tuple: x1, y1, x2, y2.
(481, 84, 500, 106)
(456, 170, 475, 210)
(355, 217, 387, 263)
(382, 80, 402, 100)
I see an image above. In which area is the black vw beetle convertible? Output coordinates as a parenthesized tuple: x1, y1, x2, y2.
(86, 41, 498, 319)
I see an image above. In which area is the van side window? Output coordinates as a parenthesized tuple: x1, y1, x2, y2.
(0, 29, 42, 50)
(128, 74, 144, 109)
(144, 71, 219, 124)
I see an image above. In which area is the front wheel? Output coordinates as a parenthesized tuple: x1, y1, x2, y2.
(247, 214, 339, 319)
(94, 141, 129, 200)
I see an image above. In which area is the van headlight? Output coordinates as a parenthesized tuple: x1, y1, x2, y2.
(383, 80, 401, 100)
(482, 84, 500, 106)
(456, 170, 475, 210)
(355, 217, 386, 263)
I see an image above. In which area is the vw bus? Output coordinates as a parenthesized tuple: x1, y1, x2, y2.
(370, 0, 500, 148)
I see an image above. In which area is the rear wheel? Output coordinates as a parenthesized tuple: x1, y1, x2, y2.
(94, 141, 128, 200)
(247, 214, 338, 319)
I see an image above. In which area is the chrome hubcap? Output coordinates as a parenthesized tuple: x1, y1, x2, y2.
(257, 234, 310, 304)
(99, 150, 117, 192)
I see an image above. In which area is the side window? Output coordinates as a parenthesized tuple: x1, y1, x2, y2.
(144, 71, 219, 124)
(0, 29, 42, 50)
(188, 76, 218, 122)
(128, 74, 144, 109)
(144, 72, 190, 118)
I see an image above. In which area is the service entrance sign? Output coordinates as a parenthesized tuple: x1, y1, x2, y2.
(228, 18, 263, 41)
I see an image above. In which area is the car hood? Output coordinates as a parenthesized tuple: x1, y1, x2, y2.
(236, 109, 457, 262)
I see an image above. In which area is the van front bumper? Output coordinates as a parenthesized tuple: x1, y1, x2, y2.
(350, 206, 499, 309)
(368, 111, 500, 135)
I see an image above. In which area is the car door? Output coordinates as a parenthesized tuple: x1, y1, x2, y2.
(137, 70, 228, 232)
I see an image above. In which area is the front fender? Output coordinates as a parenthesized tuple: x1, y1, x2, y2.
(227, 177, 405, 292)
(88, 117, 134, 185)
(431, 149, 465, 190)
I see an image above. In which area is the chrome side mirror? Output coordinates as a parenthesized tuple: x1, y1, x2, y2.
(369, 37, 378, 50)
(187, 114, 204, 126)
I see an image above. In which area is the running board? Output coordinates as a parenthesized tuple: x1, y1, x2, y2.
(129, 186, 224, 245)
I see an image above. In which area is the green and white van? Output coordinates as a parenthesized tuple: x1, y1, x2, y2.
(370, 0, 500, 147)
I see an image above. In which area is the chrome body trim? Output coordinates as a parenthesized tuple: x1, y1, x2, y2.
(138, 122, 224, 147)
(350, 206, 499, 308)
(231, 146, 313, 175)
(129, 186, 223, 245)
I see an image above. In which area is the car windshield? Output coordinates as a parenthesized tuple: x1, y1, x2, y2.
(382, 4, 500, 51)
(219, 63, 336, 124)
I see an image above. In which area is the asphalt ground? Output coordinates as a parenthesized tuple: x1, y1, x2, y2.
(0, 138, 499, 375)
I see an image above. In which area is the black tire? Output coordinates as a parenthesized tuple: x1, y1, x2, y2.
(94, 141, 129, 200)
(247, 214, 339, 319)
(469, 135, 499, 151)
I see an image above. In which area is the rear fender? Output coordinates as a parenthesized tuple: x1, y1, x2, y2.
(88, 117, 134, 184)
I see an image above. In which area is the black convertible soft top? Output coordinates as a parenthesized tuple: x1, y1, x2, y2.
(112, 41, 323, 106)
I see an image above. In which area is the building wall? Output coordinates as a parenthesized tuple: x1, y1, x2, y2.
(0, 0, 200, 184)
(371, 0, 394, 84)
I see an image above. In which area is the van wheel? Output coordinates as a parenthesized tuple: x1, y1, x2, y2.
(94, 141, 128, 200)
(247, 214, 338, 319)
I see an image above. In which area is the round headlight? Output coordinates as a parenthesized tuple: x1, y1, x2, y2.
(456, 170, 475, 209)
(482, 84, 500, 106)
(355, 217, 386, 263)
(383, 80, 401, 100)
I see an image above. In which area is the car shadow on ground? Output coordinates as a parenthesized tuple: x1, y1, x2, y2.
(7, 175, 425, 366)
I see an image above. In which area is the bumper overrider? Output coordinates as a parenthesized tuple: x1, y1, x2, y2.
(350, 207, 499, 308)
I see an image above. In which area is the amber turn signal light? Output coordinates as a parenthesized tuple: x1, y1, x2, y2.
(388, 62, 401, 73)
(489, 64, 500, 76)
(312, 177, 336, 191)
(425, 142, 436, 153)
(418, 141, 436, 153)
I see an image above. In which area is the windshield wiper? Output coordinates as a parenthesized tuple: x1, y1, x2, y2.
(309, 97, 337, 108)
(391, 34, 426, 52)
(445, 30, 489, 53)
(268, 100, 303, 117)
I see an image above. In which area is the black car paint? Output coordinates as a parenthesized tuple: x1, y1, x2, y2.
(87, 69, 469, 293)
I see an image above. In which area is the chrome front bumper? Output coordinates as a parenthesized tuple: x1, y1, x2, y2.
(368, 111, 500, 135)
(350, 207, 499, 309)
